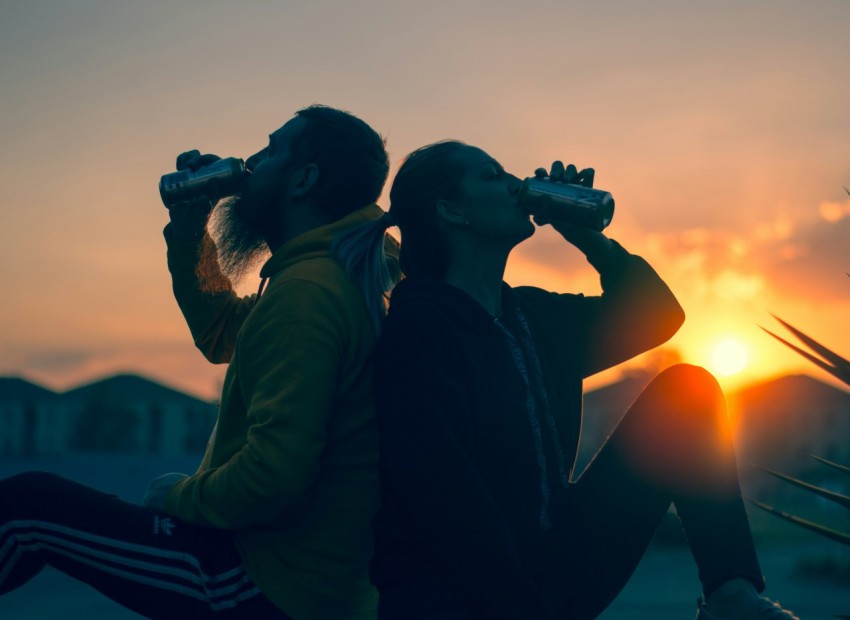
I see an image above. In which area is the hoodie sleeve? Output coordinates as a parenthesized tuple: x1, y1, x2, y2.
(374, 317, 555, 620)
(164, 229, 257, 364)
(165, 278, 343, 528)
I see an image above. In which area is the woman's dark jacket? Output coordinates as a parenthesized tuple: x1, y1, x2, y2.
(371, 242, 685, 619)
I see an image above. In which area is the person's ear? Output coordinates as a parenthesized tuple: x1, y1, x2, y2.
(436, 199, 470, 227)
(291, 163, 319, 198)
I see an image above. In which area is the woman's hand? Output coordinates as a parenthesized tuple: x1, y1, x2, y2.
(531, 160, 619, 264)
(531, 161, 596, 227)
(534, 160, 595, 187)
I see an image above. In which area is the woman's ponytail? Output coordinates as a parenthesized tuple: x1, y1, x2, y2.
(333, 213, 398, 337)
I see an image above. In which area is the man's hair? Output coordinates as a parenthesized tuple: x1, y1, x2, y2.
(293, 105, 389, 220)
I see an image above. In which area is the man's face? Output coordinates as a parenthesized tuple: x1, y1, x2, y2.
(240, 115, 307, 224)
(207, 116, 307, 284)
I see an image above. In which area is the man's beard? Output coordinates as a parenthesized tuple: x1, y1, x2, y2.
(201, 193, 273, 288)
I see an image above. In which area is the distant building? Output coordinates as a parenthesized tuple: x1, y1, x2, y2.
(0, 378, 70, 457)
(0, 374, 216, 458)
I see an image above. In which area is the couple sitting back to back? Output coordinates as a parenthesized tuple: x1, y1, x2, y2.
(0, 106, 799, 620)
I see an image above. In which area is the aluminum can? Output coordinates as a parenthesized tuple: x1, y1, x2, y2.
(159, 157, 249, 207)
(518, 177, 615, 231)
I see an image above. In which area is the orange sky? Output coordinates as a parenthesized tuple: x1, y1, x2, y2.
(2, 1, 849, 400)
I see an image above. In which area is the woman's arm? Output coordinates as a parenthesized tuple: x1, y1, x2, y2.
(548, 224, 685, 378)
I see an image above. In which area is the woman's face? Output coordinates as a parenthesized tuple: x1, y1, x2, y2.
(451, 145, 535, 248)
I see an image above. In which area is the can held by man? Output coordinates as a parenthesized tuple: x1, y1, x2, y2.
(159, 157, 249, 208)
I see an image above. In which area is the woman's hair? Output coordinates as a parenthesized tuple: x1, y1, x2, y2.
(333, 140, 470, 335)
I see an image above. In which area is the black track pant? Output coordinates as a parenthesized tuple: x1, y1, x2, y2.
(0, 472, 290, 619)
(549, 363, 765, 619)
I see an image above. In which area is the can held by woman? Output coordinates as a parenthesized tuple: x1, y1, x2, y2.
(518, 177, 615, 231)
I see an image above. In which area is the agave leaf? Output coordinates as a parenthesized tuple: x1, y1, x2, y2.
(770, 315, 850, 374)
(809, 454, 850, 476)
(760, 324, 850, 386)
(751, 501, 850, 545)
(758, 465, 850, 509)
(769, 315, 850, 380)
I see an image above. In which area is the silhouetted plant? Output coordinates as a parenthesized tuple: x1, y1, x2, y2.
(753, 269, 850, 615)
(753, 299, 850, 549)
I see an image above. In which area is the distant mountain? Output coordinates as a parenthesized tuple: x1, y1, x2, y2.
(577, 370, 656, 469)
(577, 370, 850, 474)
(729, 373, 850, 410)
(63, 373, 213, 406)
(0, 376, 59, 401)
(727, 373, 850, 472)
(584, 370, 655, 415)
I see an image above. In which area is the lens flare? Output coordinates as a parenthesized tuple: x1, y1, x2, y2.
(710, 338, 749, 376)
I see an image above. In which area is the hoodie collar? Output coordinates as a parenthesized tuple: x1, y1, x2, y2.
(258, 203, 384, 280)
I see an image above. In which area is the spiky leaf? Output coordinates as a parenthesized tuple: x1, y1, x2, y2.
(809, 454, 850, 476)
(758, 466, 850, 509)
(770, 315, 850, 374)
(761, 320, 850, 385)
(751, 501, 850, 546)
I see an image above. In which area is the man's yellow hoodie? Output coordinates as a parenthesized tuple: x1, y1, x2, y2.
(163, 204, 386, 619)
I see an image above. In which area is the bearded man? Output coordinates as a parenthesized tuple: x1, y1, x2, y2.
(0, 105, 392, 620)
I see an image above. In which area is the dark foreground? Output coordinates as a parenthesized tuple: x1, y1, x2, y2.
(0, 455, 845, 619)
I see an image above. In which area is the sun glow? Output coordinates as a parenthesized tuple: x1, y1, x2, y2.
(710, 338, 749, 377)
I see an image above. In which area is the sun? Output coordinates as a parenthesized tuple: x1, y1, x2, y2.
(710, 338, 749, 376)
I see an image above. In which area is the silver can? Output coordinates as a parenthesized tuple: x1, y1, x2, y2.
(518, 177, 615, 231)
(159, 157, 249, 208)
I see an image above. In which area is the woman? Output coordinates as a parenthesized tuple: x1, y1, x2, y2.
(335, 141, 799, 619)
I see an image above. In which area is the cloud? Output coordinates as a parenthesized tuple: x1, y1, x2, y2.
(632, 214, 850, 304)
(21, 349, 99, 373)
(818, 194, 850, 223)
(757, 216, 850, 300)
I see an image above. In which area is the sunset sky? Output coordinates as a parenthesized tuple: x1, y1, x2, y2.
(2, 1, 849, 401)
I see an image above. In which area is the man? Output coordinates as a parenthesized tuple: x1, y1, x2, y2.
(0, 105, 392, 619)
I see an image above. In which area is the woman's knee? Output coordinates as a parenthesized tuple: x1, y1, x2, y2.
(643, 364, 726, 418)
(616, 365, 736, 491)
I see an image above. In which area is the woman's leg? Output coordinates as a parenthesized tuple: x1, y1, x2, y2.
(0, 471, 288, 619)
(555, 364, 763, 619)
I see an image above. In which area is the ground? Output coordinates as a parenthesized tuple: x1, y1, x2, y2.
(0, 455, 845, 619)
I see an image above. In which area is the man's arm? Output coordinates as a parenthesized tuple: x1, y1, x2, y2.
(164, 199, 257, 364)
(164, 279, 343, 528)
